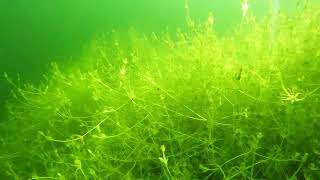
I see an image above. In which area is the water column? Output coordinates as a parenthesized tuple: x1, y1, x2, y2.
(269, 0, 280, 54)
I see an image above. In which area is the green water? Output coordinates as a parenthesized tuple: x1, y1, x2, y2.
(0, 0, 320, 179)
(0, 0, 240, 120)
(1, 0, 318, 81)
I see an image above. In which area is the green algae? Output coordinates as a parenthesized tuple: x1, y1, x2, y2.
(1, 7, 320, 180)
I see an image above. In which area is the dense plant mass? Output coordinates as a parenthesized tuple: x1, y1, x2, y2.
(1, 7, 320, 180)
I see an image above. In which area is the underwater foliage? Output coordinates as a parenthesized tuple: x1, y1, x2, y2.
(1, 7, 320, 180)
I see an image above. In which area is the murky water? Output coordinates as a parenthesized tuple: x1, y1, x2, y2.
(1, 1, 320, 179)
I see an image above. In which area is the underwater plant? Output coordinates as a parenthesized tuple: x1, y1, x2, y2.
(0, 4, 320, 180)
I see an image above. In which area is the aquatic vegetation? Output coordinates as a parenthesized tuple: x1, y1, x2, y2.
(280, 87, 304, 104)
(0, 6, 320, 180)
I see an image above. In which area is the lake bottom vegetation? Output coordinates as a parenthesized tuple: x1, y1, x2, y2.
(1, 7, 320, 180)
